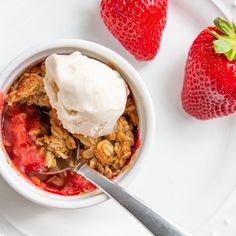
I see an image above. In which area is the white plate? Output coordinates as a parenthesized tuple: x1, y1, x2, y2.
(0, 0, 236, 235)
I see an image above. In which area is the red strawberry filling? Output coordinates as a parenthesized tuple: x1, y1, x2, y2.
(44, 173, 96, 196)
(2, 104, 96, 196)
(3, 105, 46, 173)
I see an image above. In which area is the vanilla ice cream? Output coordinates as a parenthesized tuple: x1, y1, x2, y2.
(44, 51, 129, 137)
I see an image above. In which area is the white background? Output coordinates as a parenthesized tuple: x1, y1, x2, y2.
(0, 0, 236, 235)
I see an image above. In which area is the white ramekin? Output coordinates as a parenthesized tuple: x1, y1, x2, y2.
(0, 39, 155, 208)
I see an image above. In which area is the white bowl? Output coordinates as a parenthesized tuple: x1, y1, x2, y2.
(0, 39, 155, 208)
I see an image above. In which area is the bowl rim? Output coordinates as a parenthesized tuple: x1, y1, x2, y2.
(0, 39, 155, 209)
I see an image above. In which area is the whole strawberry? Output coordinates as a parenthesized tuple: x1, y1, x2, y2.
(182, 18, 236, 120)
(100, 0, 168, 61)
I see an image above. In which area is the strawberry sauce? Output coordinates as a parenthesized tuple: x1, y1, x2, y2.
(2, 105, 46, 173)
(2, 104, 140, 196)
(0, 92, 4, 113)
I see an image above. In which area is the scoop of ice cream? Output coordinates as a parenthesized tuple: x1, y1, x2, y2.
(44, 51, 129, 137)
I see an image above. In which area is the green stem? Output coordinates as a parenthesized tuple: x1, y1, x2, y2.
(210, 17, 236, 61)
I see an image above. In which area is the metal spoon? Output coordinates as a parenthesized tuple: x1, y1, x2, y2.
(36, 146, 190, 236)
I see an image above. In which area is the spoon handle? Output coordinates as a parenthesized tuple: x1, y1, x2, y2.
(77, 164, 190, 236)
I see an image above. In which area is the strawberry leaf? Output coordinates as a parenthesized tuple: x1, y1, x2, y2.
(214, 17, 235, 37)
(233, 21, 236, 31)
(211, 17, 236, 61)
(213, 39, 232, 53)
(225, 49, 236, 61)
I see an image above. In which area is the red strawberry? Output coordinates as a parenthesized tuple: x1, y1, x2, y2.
(100, 0, 168, 61)
(181, 18, 236, 120)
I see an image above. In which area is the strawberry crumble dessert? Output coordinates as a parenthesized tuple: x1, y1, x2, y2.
(2, 52, 140, 196)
